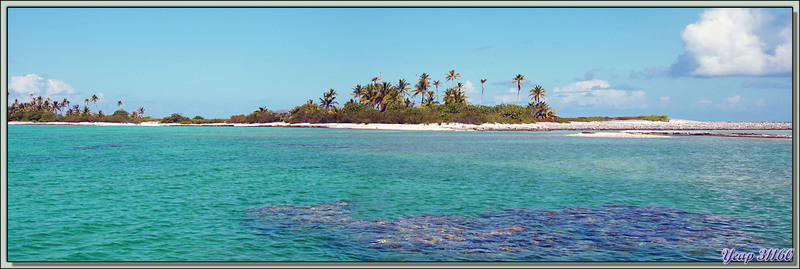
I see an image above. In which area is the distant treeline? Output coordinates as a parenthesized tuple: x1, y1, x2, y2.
(7, 95, 667, 125)
(228, 102, 668, 125)
(7, 70, 669, 124)
(7, 94, 151, 123)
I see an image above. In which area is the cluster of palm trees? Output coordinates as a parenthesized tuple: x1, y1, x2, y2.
(348, 70, 475, 111)
(9, 94, 72, 115)
(312, 70, 558, 119)
(507, 73, 556, 119)
(528, 84, 556, 119)
(7, 93, 146, 119)
(348, 78, 414, 111)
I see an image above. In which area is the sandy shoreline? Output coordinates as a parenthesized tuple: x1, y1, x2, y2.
(7, 119, 792, 132)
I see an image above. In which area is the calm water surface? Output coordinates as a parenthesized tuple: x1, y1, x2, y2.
(6, 125, 793, 261)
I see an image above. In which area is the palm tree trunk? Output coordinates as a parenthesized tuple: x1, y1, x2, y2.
(481, 86, 484, 106)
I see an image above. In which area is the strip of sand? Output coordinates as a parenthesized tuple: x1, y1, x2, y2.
(565, 132, 670, 138)
(8, 120, 792, 133)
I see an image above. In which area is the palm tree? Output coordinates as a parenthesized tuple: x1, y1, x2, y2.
(530, 101, 556, 119)
(404, 97, 413, 108)
(62, 98, 70, 114)
(480, 79, 487, 106)
(117, 100, 123, 108)
(424, 91, 436, 106)
(419, 73, 430, 85)
(90, 94, 99, 109)
(35, 96, 43, 110)
(432, 80, 442, 104)
(396, 79, 411, 98)
(412, 73, 430, 105)
(546, 109, 558, 119)
(529, 85, 547, 104)
(319, 89, 338, 110)
(378, 81, 393, 111)
(455, 82, 465, 93)
(442, 87, 469, 105)
(363, 83, 378, 108)
(351, 84, 364, 102)
(136, 107, 145, 118)
(367, 82, 384, 110)
(442, 88, 456, 104)
(512, 74, 526, 105)
(453, 90, 469, 104)
(445, 69, 461, 88)
(412, 80, 426, 105)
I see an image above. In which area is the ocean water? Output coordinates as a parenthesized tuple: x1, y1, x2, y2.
(6, 125, 793, 261)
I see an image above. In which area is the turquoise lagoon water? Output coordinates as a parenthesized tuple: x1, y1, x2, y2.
(6, 125, 793, 261)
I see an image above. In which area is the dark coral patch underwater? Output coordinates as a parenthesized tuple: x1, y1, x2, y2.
(246, 201, 768, 261)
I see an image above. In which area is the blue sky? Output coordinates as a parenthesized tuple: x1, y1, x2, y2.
(7, 7, 794, 121)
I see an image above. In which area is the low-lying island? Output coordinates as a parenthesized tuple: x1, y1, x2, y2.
(8, 119, 793, 137)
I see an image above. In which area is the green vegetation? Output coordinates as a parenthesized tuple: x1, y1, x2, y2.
(160, 113, 192, 124)
(7, 95, 152, 123)
(553, 115, 670, 123)
(229, 106, 285, 123)
(8, 71, 669, 125)
(276, 70, 562, 124)
(159, 113, 230, 124)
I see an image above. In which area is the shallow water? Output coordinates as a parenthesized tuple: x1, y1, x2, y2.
(6, 125, 793, 261)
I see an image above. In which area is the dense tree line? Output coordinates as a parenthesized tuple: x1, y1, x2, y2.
(278, 71, 560, 124)
(7, 93, 149, 123)
(8, 71, 668, 125)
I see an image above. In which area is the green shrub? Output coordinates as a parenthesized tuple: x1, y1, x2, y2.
(640, 115, 669, 122)
(342, 100, 372, 115)
(161, 113, 192, 124)
(449, 110, 487, 125)
(113, 109, 130, 117)
(191, 118, 228, 124)
(494, 104, 526, 120)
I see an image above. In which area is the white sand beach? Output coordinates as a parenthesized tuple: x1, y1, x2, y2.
(565, 132, 671, 138)
(8, 119, 792, 133)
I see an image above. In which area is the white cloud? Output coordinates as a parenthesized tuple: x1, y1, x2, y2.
(45, 79, 76, 96)
(755, 99, 765, 107)
(699, 99, 712, 105)
(553, 79, 610, 92)
(9, 74, 44, 95)
(494, 95, 517, 104)
(492, 88, 526, 105)
(461, 81, 481, 104)
(681, 8, 791, 76)
(722, 95, 743, 106)
(591, 89, 647, 109)
(550, 80, 647, 109)
(462, 80, 477, 94)
(657, 96, 671, 108)
(9, 74, 76, 99)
